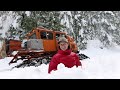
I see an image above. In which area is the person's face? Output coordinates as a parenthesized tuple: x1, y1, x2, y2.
(59, 42, 69, 51)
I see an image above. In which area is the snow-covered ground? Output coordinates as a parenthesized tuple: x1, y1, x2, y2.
(0, 39, 120, 79)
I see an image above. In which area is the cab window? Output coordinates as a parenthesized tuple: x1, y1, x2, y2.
(41, 32, 47, 39)
(56, 33, 67, 40)
(47, 32, 53, 39)
(40, 31, 53, 40)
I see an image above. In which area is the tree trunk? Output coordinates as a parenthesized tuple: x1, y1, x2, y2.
(0, 38, 7, 59)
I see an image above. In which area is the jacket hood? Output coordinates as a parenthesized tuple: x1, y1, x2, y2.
(58, 49, 71, 55)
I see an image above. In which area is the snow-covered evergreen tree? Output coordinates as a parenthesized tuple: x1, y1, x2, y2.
(1, 11, 120, 50)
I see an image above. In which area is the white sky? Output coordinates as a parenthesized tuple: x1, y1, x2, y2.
(0, 39, 120, 79)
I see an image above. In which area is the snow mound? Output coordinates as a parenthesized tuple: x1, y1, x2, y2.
(87, 39, 103, 49)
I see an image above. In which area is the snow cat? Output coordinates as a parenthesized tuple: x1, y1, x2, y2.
(1, 27, 89, 68)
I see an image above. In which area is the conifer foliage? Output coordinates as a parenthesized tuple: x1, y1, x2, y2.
(1, 11, 120, 49)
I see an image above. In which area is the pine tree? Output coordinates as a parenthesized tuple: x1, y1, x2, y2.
(14, 11, 65, 39)
(2, 11, 120, 49)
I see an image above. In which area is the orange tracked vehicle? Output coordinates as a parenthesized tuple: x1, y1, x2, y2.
(1, 27, 89, 68)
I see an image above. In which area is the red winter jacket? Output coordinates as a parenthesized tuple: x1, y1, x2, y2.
(48, 49, 82, 73)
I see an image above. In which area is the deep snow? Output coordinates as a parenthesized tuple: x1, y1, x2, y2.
(0, 40, 120, 79)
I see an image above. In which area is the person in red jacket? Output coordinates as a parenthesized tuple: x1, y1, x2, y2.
(48, 37, 82, 74)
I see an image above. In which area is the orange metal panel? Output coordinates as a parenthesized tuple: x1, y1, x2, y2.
(42, 40, 57, 52)
(9, 40, 22, 51)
